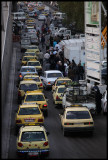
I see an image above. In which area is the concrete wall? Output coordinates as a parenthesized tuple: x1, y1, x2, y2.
(1, 2, 13, 114)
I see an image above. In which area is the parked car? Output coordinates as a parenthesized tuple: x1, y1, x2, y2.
(17, 126, 49, 158)
(17, 80, 39, 104)
(38, 14, 46, 21)
(40, 70, 64, 90)
(23, 90, 48, 116)
(23, 74, 43, 91)
(59, 106, 94, 136)
(52, 85, 66, 106)
(15, 103, 44, 129)
(18, 66, 38, 82)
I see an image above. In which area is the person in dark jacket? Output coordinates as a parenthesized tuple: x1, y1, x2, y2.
(41, 34, 45, 48)
(93, 82, 102, 114)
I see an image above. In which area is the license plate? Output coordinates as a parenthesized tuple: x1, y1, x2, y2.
(28, 152, 39, 156)
(75, 123, 83, 125)
(24, 119, 35, 122)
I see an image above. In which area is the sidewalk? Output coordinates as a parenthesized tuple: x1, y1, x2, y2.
(2, 47, 17, 159)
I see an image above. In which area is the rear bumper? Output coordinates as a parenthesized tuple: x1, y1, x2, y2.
(17, 149, 49, 157)
(63, 126, 94, 132)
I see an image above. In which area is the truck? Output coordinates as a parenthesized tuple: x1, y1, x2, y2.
(62, 80, 96, 115)
(52, 27, 71, 39)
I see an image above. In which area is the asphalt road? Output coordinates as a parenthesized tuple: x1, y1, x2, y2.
(7, 5, 107, 159)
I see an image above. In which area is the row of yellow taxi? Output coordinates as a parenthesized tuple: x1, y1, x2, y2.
(15, 10, 50, 157)
(51, 77, 94, 136)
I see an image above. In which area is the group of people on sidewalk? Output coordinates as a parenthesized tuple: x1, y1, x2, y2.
(37, 17, 85, 82)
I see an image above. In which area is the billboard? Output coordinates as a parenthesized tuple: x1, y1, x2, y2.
(85, 1, 99, 25)
(85, 2, 101, 84)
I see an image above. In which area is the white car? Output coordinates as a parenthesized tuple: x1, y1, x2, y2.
(101, 89, 107, 114)
(38, 14, 46, 21)
(40, 70, 64, 90)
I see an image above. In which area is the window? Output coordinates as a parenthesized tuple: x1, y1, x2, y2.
(47, 73, 62, 78)
(21, 68, 35, 72)
(25, 95, 45, 101)
(18, 107, 40, 115)
(20, 83, 38, 91)
(66, 111, 90, 119)
(21, 131, 46, 142)
(58, 88, 66, 93)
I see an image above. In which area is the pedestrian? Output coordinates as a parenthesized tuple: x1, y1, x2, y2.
(41, 34, 45, 48)
(46, 38, 50, 50)
(68, 65, 74, 81)
(49, 52, 56, 70)
(77, 61, 84, 80)
(93, 82, 102, 114)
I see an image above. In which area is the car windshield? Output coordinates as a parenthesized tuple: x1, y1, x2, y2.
(66, 111, 91, 119)
(18, 107, 40, 115)
(25, 95, 45, 101)
(20, 84, 38, 91)
(57, 80, 71, 86)
(21, 68, 35, 72)
(58, 88, 66, 93)
(47, 73, 62, 78)
(28, 62, 40, 66)
(21, 131, 46, 142)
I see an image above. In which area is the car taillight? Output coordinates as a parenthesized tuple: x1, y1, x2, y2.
(18, 91, 21, 97)
(43, 104, 47, 108)
(43, 141, 48, 146)
(84, 122, 93, 125)
(48, 82, 51, 85)
(38, 119, 43, 122)
(56, 96, 60, 100)
(40, 83, 43, 86)
(16, 119, 22, 123)
(19, 73, 22, 78)
(18, 142, 23, 147)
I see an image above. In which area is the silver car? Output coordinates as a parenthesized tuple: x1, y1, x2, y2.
(18, 66, 38, 82)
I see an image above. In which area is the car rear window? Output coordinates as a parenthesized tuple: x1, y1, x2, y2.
(21, 131, 46, 142)
(21, 68, 35, 72)
(25, 95, 45, 101)
(47, 73, 63, 78)
(58, 87, 66, 93)
(28, 61, 40, 66)
(23, 57, 36, 61)
(24, 53, 36, 56)
(66, 111, 91, 119)
(18, 107, 40, 115)
(20, 84, 38, 91)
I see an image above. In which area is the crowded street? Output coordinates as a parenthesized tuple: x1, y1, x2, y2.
(2, 1, 107, 159)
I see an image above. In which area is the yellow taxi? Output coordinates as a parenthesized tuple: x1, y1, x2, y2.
(21, 56, 38, 66)
(17, 80, 39, 104)
(23, 90, 48, 116)
(15, 103, 44, 128)
(25, 18, 35, 23)
(27, 60, 42, 75)
(52, 77, 72, 92)
(59, 106, 94, 136)
(17, 125, 49, 158)
(26, 45, 40, 56)
(42, 11, 48, 16)
(23, 74, 43, 91)
(52, 85, 66, 105)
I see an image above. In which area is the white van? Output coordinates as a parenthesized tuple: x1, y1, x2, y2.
(12, 12, 26, 21)
(54, 12, 66, 20)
